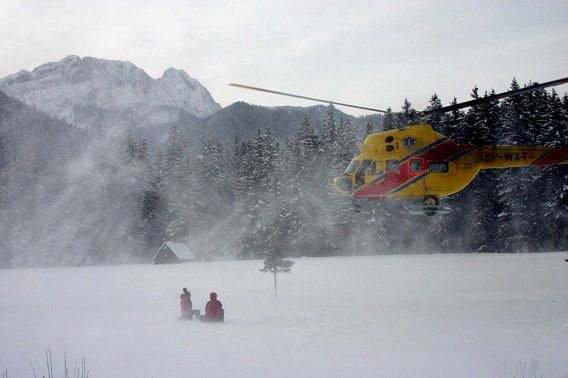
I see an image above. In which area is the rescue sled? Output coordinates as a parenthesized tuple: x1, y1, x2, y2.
(177, 316, 195, 321)
(198, 309, 224, 323)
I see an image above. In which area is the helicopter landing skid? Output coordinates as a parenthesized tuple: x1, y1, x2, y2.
(407, 205, 452, 216)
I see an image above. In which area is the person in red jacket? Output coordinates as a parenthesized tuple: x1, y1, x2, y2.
(179, 288, 200, 320)
(200, 292, 224, 322)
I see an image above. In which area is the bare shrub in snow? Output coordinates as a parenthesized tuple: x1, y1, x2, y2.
(21, 348, 89, 378)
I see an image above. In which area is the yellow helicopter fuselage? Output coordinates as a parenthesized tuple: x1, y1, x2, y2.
(333, 125, 568, 201)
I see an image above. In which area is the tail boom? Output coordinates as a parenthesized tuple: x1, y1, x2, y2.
(480, 146, 568, 169)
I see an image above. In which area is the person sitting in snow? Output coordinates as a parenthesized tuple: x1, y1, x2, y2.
(199, 292, 224, 322)
(179, 288, 200, 320)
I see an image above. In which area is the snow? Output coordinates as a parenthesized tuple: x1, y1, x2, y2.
(0, 56, 221, 127)
(1, 252, 567, 377)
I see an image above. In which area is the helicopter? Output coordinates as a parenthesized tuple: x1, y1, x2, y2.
(230, 77, 568, 215)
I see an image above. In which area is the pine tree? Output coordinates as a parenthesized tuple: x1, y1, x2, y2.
(535, 90, 568, 250)
(253, 128, 277, 193)
(262, 141, 293, 256)
(282, 119, 325, 256)
(498, 78, 524, 145)
(365, 121, 373, 137)
(424, 93, 444, 132)
(138, 180, 167, 258)
(555, 93, 568, 250)
(259, 249, 294, 297)
(235, 140, 255, 198)
(398, 99, 418, 127)
(443, 98, 468, 143)
(119, 134, 137, 166)
(382, 107, 397, 131)
(336, 118, 357, 167)
(163, 125, 186, 189)
(295, 117, 319, 163)
(196, 137, 231, 216)
(519, 85, 551, 250)
(322, 103, 338, 150)
(462, 87, 502, 252)
(465, 87, 494, 145)
(162, 125, 191, 240)
(239, 129, 280, 257)
(496, 79, 531, 251)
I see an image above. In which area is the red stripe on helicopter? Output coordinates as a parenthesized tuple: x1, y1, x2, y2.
(531, 147, 568, 166)
(353, 139, 473, 198)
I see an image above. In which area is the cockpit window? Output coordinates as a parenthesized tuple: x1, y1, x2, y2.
(356, 160, 372, 183)
(366, 161, 383, 176)
(344, 160, 360, 175)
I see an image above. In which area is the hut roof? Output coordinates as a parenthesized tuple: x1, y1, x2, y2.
(153, 241, 196, 261)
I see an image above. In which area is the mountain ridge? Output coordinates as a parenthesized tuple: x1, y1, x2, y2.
(0, 56, 383, 147)
(191, 101, 382, 146)
(0, 55, 221, 129)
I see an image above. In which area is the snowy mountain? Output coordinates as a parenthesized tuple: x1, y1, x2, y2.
(190, 101, 382, 146)
(0, 56, 383, 147)
(0, 56, 221, 129)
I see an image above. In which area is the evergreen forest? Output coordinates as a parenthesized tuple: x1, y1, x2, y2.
(0, 79, 567, 267)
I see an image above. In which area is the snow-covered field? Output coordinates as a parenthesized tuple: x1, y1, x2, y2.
(1, 252, 567, 377)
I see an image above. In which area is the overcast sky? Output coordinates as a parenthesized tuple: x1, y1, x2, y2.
(1, 0, 567, 115)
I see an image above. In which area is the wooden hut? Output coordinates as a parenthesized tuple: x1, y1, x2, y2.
(153, 242, 196, 264)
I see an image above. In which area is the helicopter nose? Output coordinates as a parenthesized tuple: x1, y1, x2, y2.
(333, 175, 353, 194)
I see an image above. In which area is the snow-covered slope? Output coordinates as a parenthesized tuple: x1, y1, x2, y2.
(0, 56, 221, 128)
(1, 253, 567, 377)
(189, 101, 382, 146)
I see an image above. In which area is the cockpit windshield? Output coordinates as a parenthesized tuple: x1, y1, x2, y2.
(344, 160, 360, 175)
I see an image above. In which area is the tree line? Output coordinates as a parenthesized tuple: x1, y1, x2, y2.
(134, 78, 568, 259)
(0, 78, 566, 267)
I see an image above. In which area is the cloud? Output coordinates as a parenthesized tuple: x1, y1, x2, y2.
(1, 0, 567, 115)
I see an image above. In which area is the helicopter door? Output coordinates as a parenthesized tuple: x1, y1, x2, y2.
(355, 159, 372, 184)
(386, 160, 399, 173)
(404, 158, 428, 196)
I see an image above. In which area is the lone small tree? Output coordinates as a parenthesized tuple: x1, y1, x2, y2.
(260, 252, 294, 297)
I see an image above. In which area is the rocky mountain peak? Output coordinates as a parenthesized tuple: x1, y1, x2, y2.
(0, 56, 221, 128)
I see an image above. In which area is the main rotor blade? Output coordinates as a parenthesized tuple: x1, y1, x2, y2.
(426, 76, 568, 114)
(229, 83, 389, 114)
